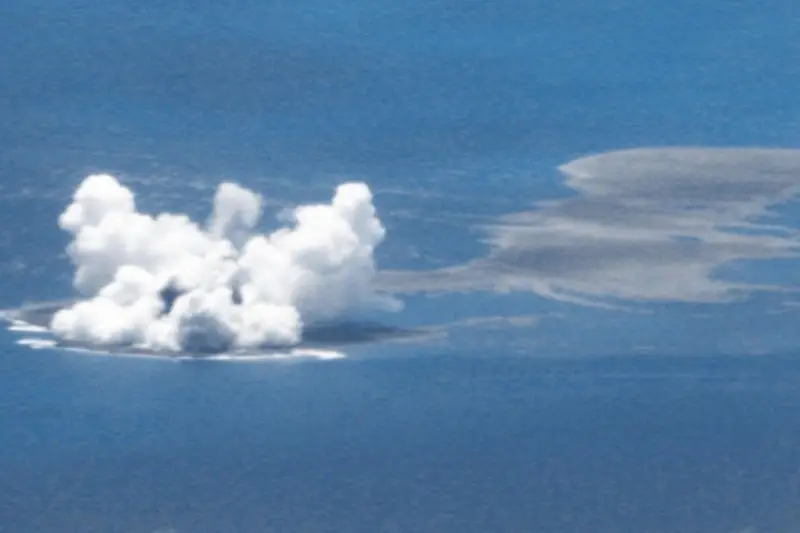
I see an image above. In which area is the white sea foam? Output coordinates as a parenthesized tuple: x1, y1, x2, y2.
(16, 338, 57, 350)
(193, 348, 346, 362)
(8, 320, 49, 334)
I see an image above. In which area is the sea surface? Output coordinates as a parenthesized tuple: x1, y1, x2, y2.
(2, 1, 800, 532)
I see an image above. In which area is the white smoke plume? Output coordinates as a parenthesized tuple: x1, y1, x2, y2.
(51, 174, 401, 353)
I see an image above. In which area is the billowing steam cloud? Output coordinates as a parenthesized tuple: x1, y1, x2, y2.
(51, 174, 401, 353)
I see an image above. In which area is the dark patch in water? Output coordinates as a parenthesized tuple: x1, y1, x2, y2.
(302, 322, 422, 346)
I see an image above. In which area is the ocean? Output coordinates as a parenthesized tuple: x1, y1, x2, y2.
(1, 1, 800, 531)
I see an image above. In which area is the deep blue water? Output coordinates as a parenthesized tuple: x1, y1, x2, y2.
(2, 1, 800, 531)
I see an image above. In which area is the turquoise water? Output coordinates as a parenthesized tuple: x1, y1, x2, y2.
(2, 1, 800, 531)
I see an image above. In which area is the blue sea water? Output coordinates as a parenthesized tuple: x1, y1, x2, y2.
(2, 1, 800, 532)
